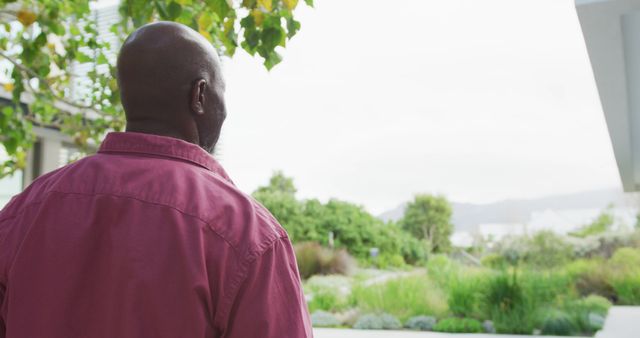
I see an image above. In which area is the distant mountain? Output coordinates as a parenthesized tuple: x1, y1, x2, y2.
(379, 188, 639, 233)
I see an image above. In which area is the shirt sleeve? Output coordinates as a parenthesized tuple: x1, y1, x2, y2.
(222, 237, 313, 338)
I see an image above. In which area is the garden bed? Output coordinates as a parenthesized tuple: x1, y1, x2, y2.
(304, 248, 640, 337)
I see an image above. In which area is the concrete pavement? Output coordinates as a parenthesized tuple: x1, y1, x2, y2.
(313, 329, 570, 338)
(595, 306, 640, 338)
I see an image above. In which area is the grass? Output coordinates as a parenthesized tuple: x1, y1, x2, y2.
(349, 274, 448, 322)
(447, 272, 488, 318)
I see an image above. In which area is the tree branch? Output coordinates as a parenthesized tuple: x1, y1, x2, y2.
(0, 49, 109, 116)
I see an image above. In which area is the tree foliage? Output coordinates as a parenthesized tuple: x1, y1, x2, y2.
(489, 231, 574, 269)
(400, 194, 453, 253)
(570, 209, 614, 238)
(0, 0, 312, 177)
(252, 171, 427, 264)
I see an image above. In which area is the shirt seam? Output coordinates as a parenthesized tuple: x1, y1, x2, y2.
(2, 189, 241, 255)
(216, 234, 287, 335)
(52, 190, 242, 254)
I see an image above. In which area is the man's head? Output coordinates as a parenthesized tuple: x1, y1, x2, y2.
(117, 21, 226, 154)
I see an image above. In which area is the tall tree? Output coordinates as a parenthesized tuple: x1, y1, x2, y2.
(400, 194, 453, 253)
(254, 170, 297, 196)
(0, 0, 313, 177)
(252, 171, 306, 240)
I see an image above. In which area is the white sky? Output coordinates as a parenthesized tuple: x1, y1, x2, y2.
(11, 0, 617, 214)
(217, 0, 620, 214)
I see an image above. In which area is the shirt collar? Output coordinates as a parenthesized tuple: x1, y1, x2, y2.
(98, 132, 233, 182)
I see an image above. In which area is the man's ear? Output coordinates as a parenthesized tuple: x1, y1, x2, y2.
(190, 79, 207, 115)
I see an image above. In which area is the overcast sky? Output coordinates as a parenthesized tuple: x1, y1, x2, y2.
(214, 0, 620, 214)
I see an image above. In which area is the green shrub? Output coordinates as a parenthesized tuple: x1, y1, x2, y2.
(311, 311, 341, 328)
(448, 274, 485, 318)
(426, 254, 459, 286)
(579, 295, 612, 315)
(307, 288, 343, 313)
(521, 270, 574, 306)
(482, 271, 530, 334)
(353, 314, 383, 330)
(481, 269, 573, 334)
(433, 318, 483, 333)
(353, 313, 401, 330)
(608, 248, 640, 304)
(563, 295, 612, 334)
(490, 231, 574, 269)
(540, 310, 578, 336)
(399, 234, 429, 265)
(611, 272, 640, 305)
(481, 253, 509, 269)
(524, 231, 575, 268)
(350, 275, 448, 322)
(610, 247, 640, 267)
(374, 254, 406, 270)
(404, 316, 437, 331)
(379, 313, 402, 330)
(566, 259, 616, 301)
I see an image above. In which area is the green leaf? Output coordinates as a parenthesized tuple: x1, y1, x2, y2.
(49, 21, 66, 35)
(264, 51, 282, 70)
(241, 15, 260, 54)
(3, 137, 18, 155)
(154, 1, 169, 19)
(2, 106, 13, 118)
(167, 2, 183, 20)
(198, 12, 216, 31)
(286, 17, 301, 39)
(97, 54, 109, 65)
(76, 52, 92, 63)
(70, 24, 81, 36)
(221, 18, 238, 56)
(34, 33, 47, 48)
(304, 0, 314, 7)
(21, 46, 36, 63)
(261, 26, 284, 51)
(177, 7, 195, 26)
(206, 0, 231, 18)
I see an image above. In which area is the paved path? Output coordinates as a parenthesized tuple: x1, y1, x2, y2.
(314, 329, 570, 338)
(361, 269, 426, 287)
(596, 306, 640, 338)
(315, 306, 640, 338)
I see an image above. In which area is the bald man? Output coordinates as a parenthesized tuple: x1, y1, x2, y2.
(0, 22, 312, 338)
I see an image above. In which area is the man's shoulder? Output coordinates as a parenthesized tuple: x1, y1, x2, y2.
(202, 182, 288, 257)
(75, 153, 287, 256)
(0, 153, 287, 258)
(0, 162, 72, 221)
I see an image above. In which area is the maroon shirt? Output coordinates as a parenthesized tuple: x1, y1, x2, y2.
(0, 132, 312, 338)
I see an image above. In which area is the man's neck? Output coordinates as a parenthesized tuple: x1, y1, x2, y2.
(125, 120, 196, 145)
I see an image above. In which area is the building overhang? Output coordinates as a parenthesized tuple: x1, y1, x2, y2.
(576, 0, 640, 191)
